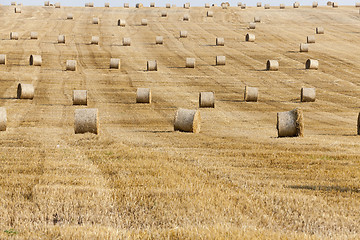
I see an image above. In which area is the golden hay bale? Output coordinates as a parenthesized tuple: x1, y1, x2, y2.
(155, 36, 163, 44)
(332, 2, 338, 7)
(237, 2, 242, 7)
(356, 3, 360, 7)
(316, 27, 324, 34)
(88, 2, 94, 7)
(207, 11, 214, 17)
(150, 2, 155, 7)
(249, 22, 256, 29)
(216, 56, 226, 65)
(307, 35, 315, 43)
(186, 58, 195, 68)
(67, 13, 73, 19)
(257, 2, 262, 7)
(66, 60, 77, 71)
(216, 37, 224, 46)
(161, 11, 167, 17)
(241, 4, 246, 9)
(93, 17, 99, 24)
(293, 2, 300, 8)
(104, 2, 110, 7)
(327, 1, 332, 6)
(166, 3, 171, 8)
(15, 7, 21, 13)
(55, 2, 60, 8)
(180, 30, 188, 38)
(74, 108, 99, 134)
(254, 16, 261, 22)
(0, 107, 6, 131)
(58, 35, 65, 43)
(212, 4, 217, 7)
(358, 113, 360, 135)
(184, 3, 190, 9)
(147, 60, 157, 71)
(267, 60, 279, 71)
(29, 55, 42, 66)
(183, 14, 189, 21)
(141, 19, 148, 26)
(306, 59, 319, 70)
(11, 2, 17, 6)
(280, 4, 285, 9)
(124, 3, 129, 8)
(17, 83, 34, 99)
(123, 37, 131, 46)
(199, 92, 215, 108)
(301, 88, 316, 102)
(136, 88, 151, 103)
(277, 108, 304, 137)
(30, 32, 38, 39)
(313, 1, 318, 7)
(244, 86, 258, 102)
(300, 43, 309, 52)
(10, 32, 18, 40)
(91, 36, 99, 45)
(264, 4, 270, 9)
(136, 3, 143, 8)
(174, 108, 200, 133)
(73, 90, 87, 105)
(118, 19, 126, 27)
(0, 54, 6, 65)
(110, 58, 120, 69)
(205, 3, 210, 8)
(246, 33, 255, 42)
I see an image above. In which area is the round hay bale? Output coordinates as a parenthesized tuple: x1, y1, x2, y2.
(216, 56, 226, 65)
(327, 1, 332, 6)
(44, 1, 50, 6)
(0, 108, 6, 131)
(91, 36, 99, 45)
(238, 2, 242, 7)
(300, 43, 309, 52)
(316, 27, 324, 34)
(73, 90, 87, 105)
(266, 60, 279, 71)
(29, 55, 42, 66)
(184, 3, 190, 9)
(332, 2, 338, 7)
(15, 7, 21, 13)
(249, 22, 256, 29)
(123, 37, 131, 46)
(293, 2, 300, 8)
(17, 83, 34, 99)
(92, 17, 99, 24)
(212, 4, 217, 7)
(205, 3, 210, 8)
(147, 60, 157, 71)
(110, 58, 120, 69)
(207, 11, 213, 17)
(216, 37, 224, 46)
(88, 2, 94, 7)
(58, 35, 65, 43)
(245, 33, 255, 42)
(74, 108, 99, 134)
(186, 58, 195, 68)
(241, 4, 246, 9)
(136, 88, 151, 103)
(358, 113, 360, 135)
(141, 19, 148, 26)
(301, 88, 316, 102)
(55, 2, 60, 8)
(166, 3, 171, 8)
(66, 60, 77, 71)
(183, 14, 189, 21)
(280, 4, 285, 9)
(180, 30, 188, 38)
(254, 16, 261, 22)
(174, 108, 200, 133)
(264, 4, 270, 9)
(124, 3, 129, 8)
(277, 108, 304, 137)
(356, 3, 360, 7)
(136, 3, 143, 8)
(244, 86, 258, 102)
(313, 1, 318, 7)
(199, 92, 214, 108)
(307, 35, 315, 43)
(257, 2, 262, 7)
(305, 59, 319, 70)
(105, 2, 110, 7)
(30, 32, 38, 40)
(150, 2, 155, 7)
(85, 3, 89, 7)
(0, 54, 7, 65)
(67, 13, 73, 19)
(11, 2, 17, 6)
(161, 11, 167, 17)
(118, 19, 126, 27)
(10, 32, 18, 40)
(155, 36, 163, 44)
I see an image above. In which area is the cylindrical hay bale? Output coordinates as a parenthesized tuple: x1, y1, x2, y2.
(17, 83, 34, 99)
(238, 2, 242, 7)
(254, 16, 261, 22)
(312, 1, 318, 7)
(293, 2, 300, 8)
(199, 92, 214, 108)
(66, 60, 77, 71)
(118, 19, 126, 27)
(85, 3, 89, 7)
(161, 11, 167, 17)
(266, 60, 279, 71)
(307, 35, 315, 43)
(166, 3, 171, 8)
(0, 108, 6, 131)
(55, 2, 60, 8)
(88, 2, 94, 7)
(174, 108, 201, 133)
(316, 27, 324, 34)
(356, 3, 360, 7)
(0, 54, 6, 65)
(136, 88, 151, 103)
(249, 22, 256, 29)
(73, 90, 87, 105)
(141, 19, 148, 26)
(280, 4, 285, 9)
(180, 30, 188, 38)
(244, 86, 258, 102)
(110, 58, 120, 69)
(150, 2, 155, 7)
(29, 55, 42, 66)
(184, 3, 190, 9)
(15, 7, 21, 13)
(92, 17, 99, 24)
(11, 2, 17, 6)
(104, 2, 110, 7)
(257, 2, 262, 7)
(246, 33, 255, 42)
(205, 3, 210, 8)
(30, 32, 38, 40)
(241, 4, 246, 9)
(277, 108, 304, 137)
(155, 36, 163, 44)
(358, 113, 360, 135)
(123, 37, 131, 46)
(207, 11, 213, 17)
(300, 43, 309, 52)
(74, 108, 99, 134)
(183, 14, 189, 21)
(264, 4, 270, 9)
(186, 58, 195, 68)
(327, 1, 332, 6)
(136, 3, 143, 8)
(216, 56, 226, 65)
(216, 37, 224, 46)
(301, 88, 316, 102)
(212, 4, 217, 7)
(124, 3, 129, 8)
(147, 60, 157, 71)
(305, 59, 319, 70)
(332, 2, 338, 8)
(67, 13, 73, 19)
(91, 36, 99, 45)
(10, 32, 18, 40)
(58, 35, 65, 43)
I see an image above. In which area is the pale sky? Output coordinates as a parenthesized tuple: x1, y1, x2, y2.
(1, 0, 357, 7)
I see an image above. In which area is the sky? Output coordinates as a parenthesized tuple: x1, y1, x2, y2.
(1, 0, 357, 7)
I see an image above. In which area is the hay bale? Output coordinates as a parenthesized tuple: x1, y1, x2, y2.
(280, 4, 285, 9)
(118, 19, 126, 27)
(264, 4, 270, 9)
(184, 3, 190, 9)
(136, 88, 151, 103)
(141, 19, 148, 26)
(183, 14, 189, 21)
(0, 108, 6, 131)
(124, 3, 129, 8)
(91, 36, 99, 45)
(66, 60, 77, 71)
(155, 36, 163, 44)
(11, 2, 17, 5)
(136, 3, 143, 8)
(15, 7, 21, 13)
(104, 2, 110, 7)
(246, 33, 255, 42)
(67, 13, 73, 19)
(73, 90, 87, 105)
(313, 1, 318, 7)
(186, 58, 195, 68)
(356, 3, 360, 7)
(254, 16, 261, 22)
(88, 2, 94, 7)
(199, 92, 214, 108)
(249, 22, 256, 29)
(207, 11, 213, 17)
(216, 37, 224, 46)
(205, 3, 210, 8)
(358, 113, 360, 135)
(300, 43, 309, 52)
(332, 2, 338, 7)
(238, 2, 242, 7)
(58, 35, 65, 43)
(301, 88, 316, 102)
(221, 3, 228, 9)
(29, 55, 42, 66)
(277, 108, 304, 137)
(216, 56, 226, 65)
(327, 1, 332, 6)
(161, 11, 167, 17)
(174, 108, 200, 133)
(85, 3, 89, 7)
(93, 17, 99, 24)
(30, 32, 38, 40)
(17, 83, 34, 99)
(150, 2, 155, 7)
(307, 35, 315, 43)
(316, 27, 324, 34)
(74, 108, 99, 134)
(166, 3, 171, 8)
(212, 4, 217, 7)
(293, 2, 300, 8)
(244, 86, 258, 102)
(305, 59, 319, 70)
(257, 2, 262, 7)
(147, 60, 157, 71)
(0, 54, 6, 65)
(110, 58, 120, 69)
(180, 30, 188, 38)
(267, 60, 279, 71)
(10, 32, 18, 40)
(241, 4, 246, 9)
(55, 2, 60, 8)
(123, 37, 131, 46)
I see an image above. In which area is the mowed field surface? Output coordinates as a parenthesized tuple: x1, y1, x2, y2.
(0, 3, 359, 239)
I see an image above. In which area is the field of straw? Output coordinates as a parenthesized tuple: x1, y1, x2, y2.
(0, 2, 359, 239)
